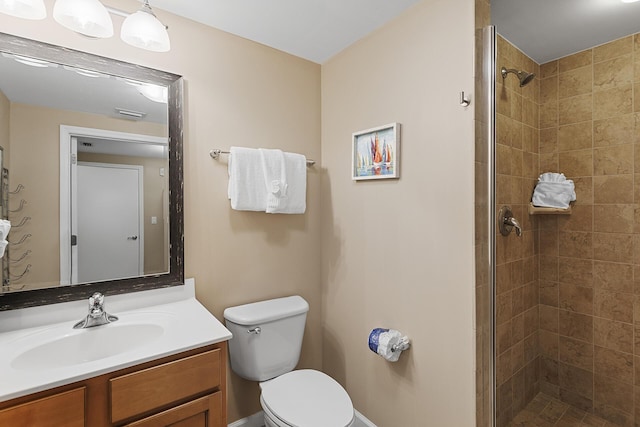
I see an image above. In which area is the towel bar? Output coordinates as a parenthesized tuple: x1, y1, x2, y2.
(209, 149, 315, 166)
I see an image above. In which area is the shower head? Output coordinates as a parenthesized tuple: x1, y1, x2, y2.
(501, 67, 536, 87)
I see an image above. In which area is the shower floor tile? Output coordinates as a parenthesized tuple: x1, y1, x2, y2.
(509, 393, 618, 427)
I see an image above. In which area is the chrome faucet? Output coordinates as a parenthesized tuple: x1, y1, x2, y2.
(498, 206, 522, 237)
(73, 292, 119, 329)
(504, 216, 522, 236)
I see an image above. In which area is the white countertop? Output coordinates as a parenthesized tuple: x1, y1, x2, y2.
(0, 280, 232, 403)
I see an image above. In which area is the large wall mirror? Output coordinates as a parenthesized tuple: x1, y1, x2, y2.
(0, 32, 183, 310)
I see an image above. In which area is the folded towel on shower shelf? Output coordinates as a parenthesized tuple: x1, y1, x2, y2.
(227, 146, 307, 214)
(260, 148, 307, 214)
(531, 172, 576, 209)
(228, 146, 268, 211)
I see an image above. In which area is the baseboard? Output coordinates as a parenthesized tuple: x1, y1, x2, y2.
(228, 409, 377, 427)
(227, 411, 265, 427)
(354, 409, 377, 427)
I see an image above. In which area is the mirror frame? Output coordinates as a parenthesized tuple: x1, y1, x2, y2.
(0, 32, 184, 310)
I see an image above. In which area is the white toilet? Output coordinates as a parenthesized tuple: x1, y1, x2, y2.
(224, 296, 356, 427)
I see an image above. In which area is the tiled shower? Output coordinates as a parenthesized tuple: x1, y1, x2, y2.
(495, 32, 640, 427)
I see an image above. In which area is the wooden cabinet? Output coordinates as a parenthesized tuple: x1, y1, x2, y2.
(0, 387, 85, 427)
(0, 342, 227, 427)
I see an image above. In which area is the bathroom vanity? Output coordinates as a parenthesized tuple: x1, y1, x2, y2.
(0, 342, 226, 426)
(0, 282, 232, 427)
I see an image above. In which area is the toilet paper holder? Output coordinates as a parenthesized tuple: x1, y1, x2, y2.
(391, 337, 411, 353)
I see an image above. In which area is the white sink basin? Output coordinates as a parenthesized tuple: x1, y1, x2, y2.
(11, 323, 165, 371)
(0, 291, 233, 403)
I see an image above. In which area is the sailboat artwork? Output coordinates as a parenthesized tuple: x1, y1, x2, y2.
(352, 123, 400, 180)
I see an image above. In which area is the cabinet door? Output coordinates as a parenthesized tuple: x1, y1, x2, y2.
(111, 349, 221, 423)
(124, 392, 222, 427)
(0, 387, 85, 427)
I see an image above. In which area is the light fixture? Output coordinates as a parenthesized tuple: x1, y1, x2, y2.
(0, 0, 46, 19)
(136, 83, 168, 103)
(63, 65, 108, 78)
(53, 0, 114, 39)
(621, 0, 640, 3)
(115, 107, 147, 120)
(121, 0, 170, 52)
(1, 52, 58, 68)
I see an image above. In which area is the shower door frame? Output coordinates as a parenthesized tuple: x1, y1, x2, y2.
(475, 24, 497, 427)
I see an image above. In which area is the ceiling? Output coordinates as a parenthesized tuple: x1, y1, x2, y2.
(149, 0, 422, 64)
(149, 0, 640, 66)
(492, 0, 640, 64)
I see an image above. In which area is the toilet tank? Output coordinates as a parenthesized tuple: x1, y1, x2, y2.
(223, 296, 309, 382)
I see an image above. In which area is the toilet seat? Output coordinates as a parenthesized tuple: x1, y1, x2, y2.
(260, 369, 355, 427)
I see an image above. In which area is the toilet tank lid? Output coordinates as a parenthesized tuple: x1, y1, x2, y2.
(223, 296, 309, 325)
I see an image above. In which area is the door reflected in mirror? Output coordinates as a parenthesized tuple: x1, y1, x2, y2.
(0, 32, 183, 307)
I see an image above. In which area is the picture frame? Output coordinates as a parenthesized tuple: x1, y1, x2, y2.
(352, 123, 400, 180)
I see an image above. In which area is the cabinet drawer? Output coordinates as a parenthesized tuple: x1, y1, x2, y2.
(124, 392, 222, 427)
(0, 387, 85, 427)
(110, 349, 221, 423)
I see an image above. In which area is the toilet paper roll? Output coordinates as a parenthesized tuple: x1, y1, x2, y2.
(368, 328, 407, 362)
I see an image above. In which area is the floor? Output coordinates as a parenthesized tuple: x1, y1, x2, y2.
(509, 393, 620, 427)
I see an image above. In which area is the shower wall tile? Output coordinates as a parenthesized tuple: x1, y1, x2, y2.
(540, 75, 558, 104)
(593, 84, 633, 120)
(559, 51, 592, 73)
(558, 94, 592, 125)
(593, 175, 634, 203)
(593, 35, 633, 63)
(594, 346, 633, 384)
(593, 144, 634, 175)
(558, 310, 593, 343)
(593, 204, 634, 233)
(559, 283, 593, 315)
(593, 261, 634, 293)
(495, 36, 541, 424)
(558, 204, 592, 232)
(558, 231, 593, 259)
(593, 55, 633, 91)
(559, 336, 593, 371)
(540, 60, 558, 78)
(594, 289, 633, 323)
(594, 374, 634, 413)
(594, 114, 634, 147)
(539, 128, 557, 153)
(559, 362, 594, 398)
(559, 66, 592, 99)
(573, 177, 593, 204)
(558, 122, 592, 151)
(558, 150, 593, 177)
(594, 318, 633, 354)
(593, 232, 634, 263)
(558, 257, 593, 287)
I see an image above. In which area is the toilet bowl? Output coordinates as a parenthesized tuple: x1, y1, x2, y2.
(223, 296, 356, 427)
(259, 370, 355, 427)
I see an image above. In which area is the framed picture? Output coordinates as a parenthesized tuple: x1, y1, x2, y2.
(352, 123, 400, 180)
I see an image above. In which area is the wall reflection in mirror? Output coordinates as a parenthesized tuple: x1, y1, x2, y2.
(0, 40, 171, 294)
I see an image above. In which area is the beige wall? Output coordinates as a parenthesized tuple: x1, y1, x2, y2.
(321, 1, 476, 425)
(0, 0, 321, 422)
(1, 0, 480, 425)
(8, 102, 165, 289)
(77, 152, 168, 274)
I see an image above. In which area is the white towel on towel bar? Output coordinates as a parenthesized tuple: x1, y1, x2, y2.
(227, 146, 307, 214)
(228, 146, 268, 211)
(259, 148, 307, 214)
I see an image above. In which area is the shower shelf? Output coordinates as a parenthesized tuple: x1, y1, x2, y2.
(528, 203, 572, 215)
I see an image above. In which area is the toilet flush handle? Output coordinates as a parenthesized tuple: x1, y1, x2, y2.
(248, 326, 261, 334)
